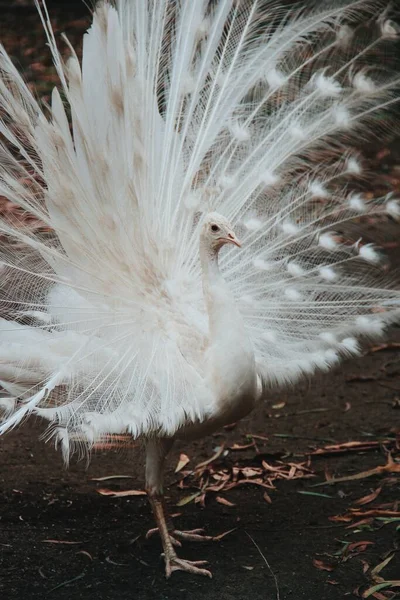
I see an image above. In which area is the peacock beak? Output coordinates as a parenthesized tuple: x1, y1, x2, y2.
(225, 232, 241, 248)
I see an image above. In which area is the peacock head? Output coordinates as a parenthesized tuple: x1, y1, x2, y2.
(201, 212, 241, 252)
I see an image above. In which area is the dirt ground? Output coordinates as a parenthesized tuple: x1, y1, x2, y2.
(0, 3, 400, 600)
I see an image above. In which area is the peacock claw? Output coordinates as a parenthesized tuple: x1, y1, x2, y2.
(173, 528, 213, 542)
(146, 526, 212, 545)
(146, 527, 182, 547)
(164, 556, 212, 578)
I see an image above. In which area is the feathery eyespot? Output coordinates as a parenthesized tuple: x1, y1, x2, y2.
(265, 67, 286, 89)
(184, 190, 202, 210)
(311, 72, 342, 97)
(218, 174, 237, 190)
(252, 258, 272, 271)
(284, 287, 302, 301)
(386, 199, 400, 218)
(333, 104, 351, 128)
(319, 332, 337, 344)
(309, 181, 329, 198)
(288, 121, 306, 140)
(244, 217, 262, 231)
(351, 71, 377, 94)
(281, 221, 300, 236)
(336, 24, 353, 46)
(340, 337, 360, 354)
(380, 19, 399, 40)
(348, 193, 366, 212)
(262, 330, 278, 343)
(319, 233, 338, 250)
(358, 243, 381, 263)
(229, 121, 250, 142)
(319, 266, 337, 281)
(287, 262, 305, 277)
(346, 157, 362, 174)
(261, 171, 280, 186)
(356, 316, 385, 335)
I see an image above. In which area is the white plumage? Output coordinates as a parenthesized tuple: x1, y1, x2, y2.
(0, 0, 399, 577)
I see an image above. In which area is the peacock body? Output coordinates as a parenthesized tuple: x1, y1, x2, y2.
(0, 0, 399, 576)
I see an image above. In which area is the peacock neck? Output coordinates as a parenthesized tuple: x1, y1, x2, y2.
(200, 240, 245, 340)
(199, 238, 257, 410)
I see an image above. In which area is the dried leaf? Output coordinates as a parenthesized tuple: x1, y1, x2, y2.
(369, 343, 400, 353)
(175, 453, 190, 473)
(247, 434, 269, 442)
(354, 488, 382, 506)
(195, 445, 225, 471)
(242, 565, 254, 571)
(216, 496, 235, 507)
(329, 514, 353, 523)
(298, 491, 333, 499)
(241, 467, 262, 478)
(76, 551, 93, 560)
(42, 540, 82, 545)
(272, 402, 286, 409)
(212, 528, 236, 542)
(314, 455, 400, 486)
(347, 518, 374, 529)
(195, 492, 207, 508)
(363, 582, 400, 598)
(263, 491, 272, 504)
(91, 475, 133, 482)
(313, 558, 335, 572)
(347, 541, 374, 554)
(371, 554, 395, 580)
(370, 592, 392, 600)
(229, 442, 255, 451)
(311, 441, 384, 456)
(176, 492, 201, 506)
(96, 488, 146, 497)
(225, 478, 274, 491)
(349, 510, 400, 518)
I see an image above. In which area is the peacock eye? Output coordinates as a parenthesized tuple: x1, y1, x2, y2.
(211, 224, 220, 232)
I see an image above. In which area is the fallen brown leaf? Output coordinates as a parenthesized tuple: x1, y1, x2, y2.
(176, 492, 201, 506)
(371, 554, 395, 581)
(310, 441, 386, 456)
(175, 453, 190, 473)
(212, 528, 236, 542)
(229, 442, 256, 451)
(96, 488, 146, 497)
(347, 541, 374, 555)
(216, 496, 236, 507)
(315, 455, 400, 485)
(313, 558, 335, 572)
(42, 539, 82, 545)
(263, 491, 272, 504)
(354, 488, 383, 506)
(195, 445, 225, 471)
(90, 475, 133, 482)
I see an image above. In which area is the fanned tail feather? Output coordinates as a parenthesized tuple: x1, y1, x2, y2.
(0, 0, 399, 459)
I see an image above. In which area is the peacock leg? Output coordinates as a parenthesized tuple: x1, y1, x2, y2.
(145, 438, 212, 578)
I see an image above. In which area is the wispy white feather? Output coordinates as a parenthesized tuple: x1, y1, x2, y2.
(0, 0, 399, 459)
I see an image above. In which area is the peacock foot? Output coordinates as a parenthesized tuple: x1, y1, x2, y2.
(146, 526, 182, 547)
(163, 551, 212, 578)
(146, 526, 212, 545)
(173, 528, 213, 543)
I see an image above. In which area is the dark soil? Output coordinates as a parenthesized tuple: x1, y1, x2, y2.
(0, 4, 400, 600)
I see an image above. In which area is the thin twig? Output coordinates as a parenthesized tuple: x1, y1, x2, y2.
(245, 532, 280, 600)
(47, 572, 85, 594)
